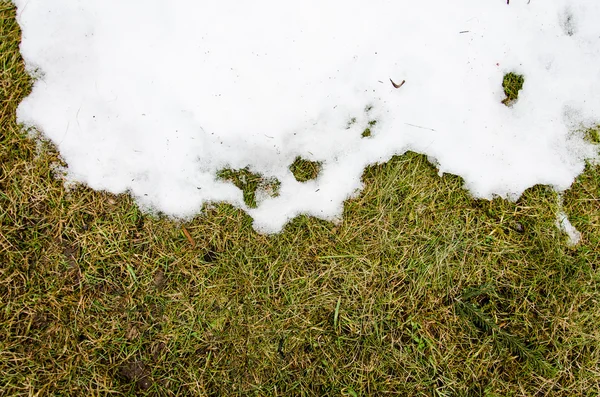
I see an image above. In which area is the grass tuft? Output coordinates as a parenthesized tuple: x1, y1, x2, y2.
(362, 120, 377, 138)
(455, 289, 556, 377)
(289, 157, 322, 182)
(585, 127, 600, 144)
(501, 72, 525, 106)
(217, 167, 279, 208)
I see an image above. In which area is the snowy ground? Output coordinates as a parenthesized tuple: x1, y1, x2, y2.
(13, 0, 600, 233)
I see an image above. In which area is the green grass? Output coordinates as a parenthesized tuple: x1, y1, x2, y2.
(289, 157, 321, 182)
(585, 127, 600, 144)
(362, 120, 377, 139)
(2, 4, 600, 396)
(217, 167, 280, 208)
(502, 73, 525, 106)
(346, 111, 377, 139)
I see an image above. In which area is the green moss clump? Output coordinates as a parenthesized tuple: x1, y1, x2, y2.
(501, 72, 525, 106)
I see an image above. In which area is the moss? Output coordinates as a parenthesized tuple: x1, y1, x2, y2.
(501, 72, 525, 106)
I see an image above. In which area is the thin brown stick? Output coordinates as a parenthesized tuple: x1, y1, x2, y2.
(181, 225, 196, 247)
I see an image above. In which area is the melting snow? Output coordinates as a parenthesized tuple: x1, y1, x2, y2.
(556, 211, 582, 247)
(13, 0, 600, 232)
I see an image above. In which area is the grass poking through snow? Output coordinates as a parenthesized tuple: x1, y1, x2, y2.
(217, 167, 280, 208)
(585, 127, 600, 144)
(1, 5, 600, 396)
(289, 157, 321, 182)
(362, 120, 377, 138)
(502, 72, 525, 106)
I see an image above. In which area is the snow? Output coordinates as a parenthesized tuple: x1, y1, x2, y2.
(556, 194, 582, 247)
(556, 211, 582, 247)
(13, 0, 600, 233)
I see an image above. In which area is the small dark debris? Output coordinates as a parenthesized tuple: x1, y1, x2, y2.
(562, 12, 576, 36)
(119, 360, 152, 391)
(62, 242, 78, 268)
(346, 117, 357, 129)
(147, 302, 164, 319)
(277, 338, 286, 359)
(135, 214, 145, 231)
(390, 78, 405, 89)
(31, 312, 49, 330)
(513, 222, 525, 233)
(304, 343, 314, 353)
(153, 270, 166, 290)
(202, 249, 218, 263)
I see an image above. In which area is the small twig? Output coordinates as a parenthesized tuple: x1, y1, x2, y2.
(181, 225, 196, 247)
(390, 78, 406, 89)
(404, 123, 436, 132)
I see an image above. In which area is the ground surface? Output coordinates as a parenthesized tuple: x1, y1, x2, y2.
(1, 4, 600, 396)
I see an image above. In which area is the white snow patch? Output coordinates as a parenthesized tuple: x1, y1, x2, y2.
(556, 211, 582, 247)
(12, 0, 600, 233)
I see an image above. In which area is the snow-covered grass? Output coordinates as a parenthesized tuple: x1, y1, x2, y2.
(2, 5, 600, 395)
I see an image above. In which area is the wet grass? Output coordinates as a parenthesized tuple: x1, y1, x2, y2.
(2, 4, 600, 396)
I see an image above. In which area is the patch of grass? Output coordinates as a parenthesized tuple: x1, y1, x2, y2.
(585, 127, 600, 144)
(362, 120, 377, 138)
(501, 72, 525, 106)
(347, 107, 377, 138)
(455, 286, 556, 376)
(2, 4, 600, 396)
(289, 157, 321, 182)
(217, 167, 279, 208)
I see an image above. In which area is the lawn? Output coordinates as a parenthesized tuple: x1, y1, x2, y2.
(1, 4, 600, 396)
